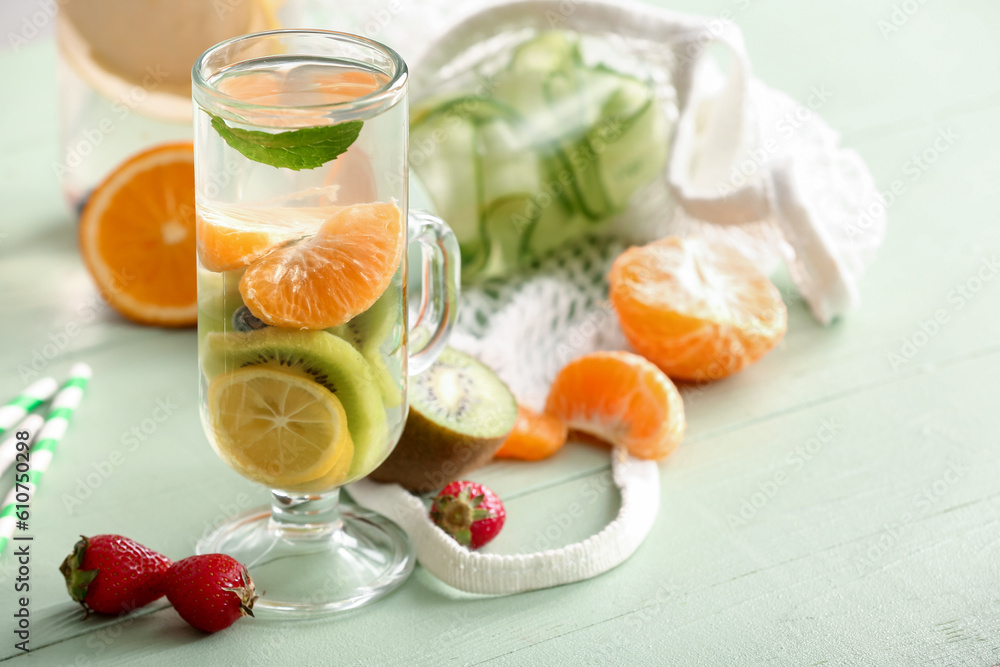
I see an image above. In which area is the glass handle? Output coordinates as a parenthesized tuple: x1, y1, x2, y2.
(407, 209, 460, 375)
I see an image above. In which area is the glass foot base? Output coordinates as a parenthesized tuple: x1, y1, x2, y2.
(196, 498, 414, 617)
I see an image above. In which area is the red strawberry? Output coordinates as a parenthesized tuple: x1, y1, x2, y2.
(59, 534, 172, 616)
(430, 481, 506, 550)
(165, 554, 256, 633)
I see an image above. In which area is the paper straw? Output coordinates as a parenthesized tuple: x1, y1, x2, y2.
(0, 363, 91, 555)
(0, 414, 45, 479)
(0, 377, 58, 436)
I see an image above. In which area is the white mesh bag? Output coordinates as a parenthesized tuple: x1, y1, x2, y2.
(349, 0, 887, 595)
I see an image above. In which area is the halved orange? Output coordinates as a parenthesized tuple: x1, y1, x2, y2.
(545, 351, 685, 461)
(79, 142, 197, 327)
(240, 202, 403, 329)
(609, 236, 787, 382)
(494, 405, 568, 461)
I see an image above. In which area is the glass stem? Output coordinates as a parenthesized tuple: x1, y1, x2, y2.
(269, 489, 343, 537)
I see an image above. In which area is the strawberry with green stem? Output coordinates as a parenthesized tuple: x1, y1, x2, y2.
(59, 534, 172, 616)
(430, 481, 506, 550)
(165, 554, 257, 633)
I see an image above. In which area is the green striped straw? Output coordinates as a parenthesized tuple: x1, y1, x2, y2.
(0, 363, 91, 555)
(0, 377, 58, 437)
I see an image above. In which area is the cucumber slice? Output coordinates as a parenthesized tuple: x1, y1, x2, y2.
(594, 96, 668, 211)
(494, 32, 581, 143)
(543, 68, 612, 221)
(508, 31, 580, 76)
(523, 186, 584, 259)
(477, 117, 541, 203)
(552, 139, 610, 221)
(411, 93, 519, 126)
(410, 95, 521, 273)
(470, 118, 542, 278)
(576, 64, 640, 125)
(491, 71, 546, 137)
(564, 66, 664, 217)
(477, 194, 538, 278)
(410, 111, 479, 247)
(585, 72, 666, 211)
(590, 67, 653, 118)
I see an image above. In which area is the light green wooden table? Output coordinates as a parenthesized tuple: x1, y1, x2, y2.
(2, 1, 999, 664)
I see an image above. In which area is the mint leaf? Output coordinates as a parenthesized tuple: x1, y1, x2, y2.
(208, 113, 364, 171)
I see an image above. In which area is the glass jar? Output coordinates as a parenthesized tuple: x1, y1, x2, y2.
(55, 0, 291, 214)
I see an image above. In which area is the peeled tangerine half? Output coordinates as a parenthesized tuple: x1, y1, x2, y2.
(208, 366, 354, 489)
(240, 202, 404, 330)
(609, 236, 787, 382)
(545, 351, 685, 461)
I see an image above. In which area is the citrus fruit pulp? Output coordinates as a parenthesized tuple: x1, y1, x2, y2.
(494, 406, 568, 461)
(207, 366, 354, 488)
(78, 141, 198, 327)
(281, 438, 355, 493)
(195, 203, 336, 273)
(240, 202, 404, 330)
(609, 236, 787, 382)
(199, 328, 390, 482)
(545, 351, 685, 461)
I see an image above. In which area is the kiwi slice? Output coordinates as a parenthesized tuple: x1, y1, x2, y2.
(370, 347, 517, 493)
(331, 288, 403, 409)
(201, 328, 388, 478)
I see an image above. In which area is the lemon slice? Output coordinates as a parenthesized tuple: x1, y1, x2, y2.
(208, 367, 353, 487)
(282, 438, 355, 493)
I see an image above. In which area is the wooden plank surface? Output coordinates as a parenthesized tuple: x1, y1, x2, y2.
(1, 0, 999, 664)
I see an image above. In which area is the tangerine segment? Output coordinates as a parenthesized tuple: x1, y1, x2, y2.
(240, 202, 403, 330)
(494, 406, 568, 461)
(78, 142, 197, 327)
(545, 351, 685, 461)
(207, 366, 353, 488)
(609, 236, 787, 382)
